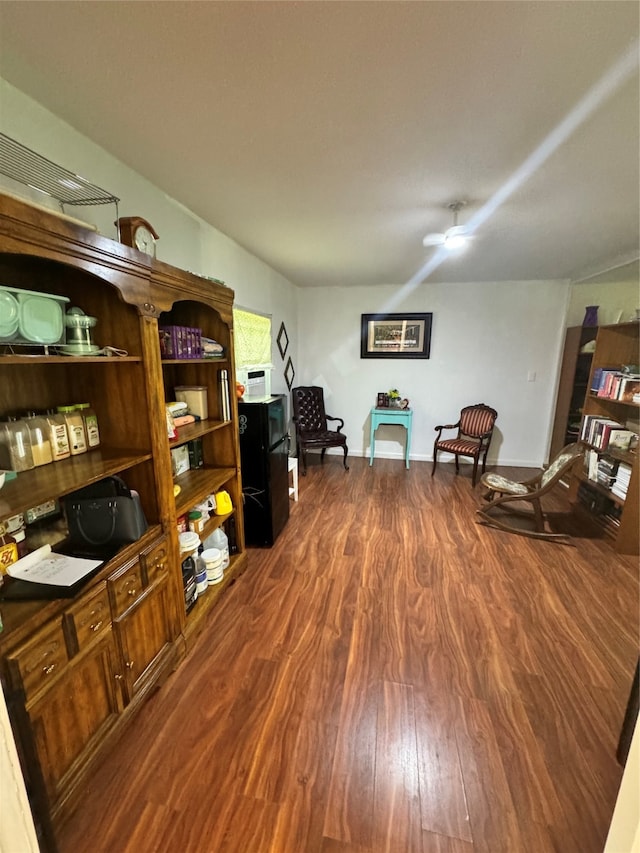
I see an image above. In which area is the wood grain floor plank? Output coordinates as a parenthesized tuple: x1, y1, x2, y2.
(373, 680, 422, 853)
(323, 586, 380, 848)
(55, 458, 638, 853)
(421, 829, 475, 852)
(414, 688, 471, 843)
(455, 695, 532, 853)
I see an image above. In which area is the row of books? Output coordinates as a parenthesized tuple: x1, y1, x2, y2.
(585, 451, 633, 500)
(576, 482, 622, 529)
(580, 415, 638, 451)
(590, 368, 640, 403)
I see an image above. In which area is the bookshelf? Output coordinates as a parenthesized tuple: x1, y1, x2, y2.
(569, 321, 639, 554)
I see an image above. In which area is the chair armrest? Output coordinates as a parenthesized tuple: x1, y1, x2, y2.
(326, 414, 345, 432)
(434, 421, 459, 438)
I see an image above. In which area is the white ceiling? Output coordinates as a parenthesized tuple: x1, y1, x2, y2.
(0, 1, 638, 288)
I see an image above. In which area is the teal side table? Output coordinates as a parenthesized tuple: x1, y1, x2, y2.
(369, 407, 413, 468)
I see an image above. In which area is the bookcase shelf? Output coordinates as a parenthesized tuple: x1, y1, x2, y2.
(0, 192, 247, 848)
(570, 321, 639, 555)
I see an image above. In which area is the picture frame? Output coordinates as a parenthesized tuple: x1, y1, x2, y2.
(360, 312, 432, 359)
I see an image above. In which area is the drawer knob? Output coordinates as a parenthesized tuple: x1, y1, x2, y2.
(42, 664, 56, 676)
(126, 660, 135, 670)
(90, 620, 103, 632)
(115, 673, 123, 681)
(127, 588, 137, 597)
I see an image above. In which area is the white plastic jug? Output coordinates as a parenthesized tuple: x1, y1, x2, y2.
(204, 526, 229, 570)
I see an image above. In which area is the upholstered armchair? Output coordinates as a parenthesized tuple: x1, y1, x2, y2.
(291, 386, 349, 475)
(431, 403, 498, 487)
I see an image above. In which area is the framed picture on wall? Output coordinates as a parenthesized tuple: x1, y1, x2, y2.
(360, 312, 432, 359)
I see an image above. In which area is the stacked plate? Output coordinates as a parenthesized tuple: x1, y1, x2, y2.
(0, 285, 69, 344)
(0, 289, 19, 340)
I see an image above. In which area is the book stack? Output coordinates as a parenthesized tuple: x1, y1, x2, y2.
(611, 462, 632, 501)
(581, 415, 625, 449)
(159, 325, 203, 359)
(590, 368, 640, 402)
(596, 456, 618, 490)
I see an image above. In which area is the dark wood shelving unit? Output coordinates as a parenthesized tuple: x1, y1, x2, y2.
(569, 321, 639, 555)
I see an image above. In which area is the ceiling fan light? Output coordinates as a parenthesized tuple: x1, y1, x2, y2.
(443, 229, 468, 250)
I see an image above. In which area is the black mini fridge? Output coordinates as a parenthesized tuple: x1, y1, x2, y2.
(238, 394, 290, 547)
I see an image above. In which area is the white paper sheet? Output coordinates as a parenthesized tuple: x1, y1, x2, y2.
(7, 545, 102, 586)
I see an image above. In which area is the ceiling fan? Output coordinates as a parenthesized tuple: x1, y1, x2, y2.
(422, 201, 471, 250)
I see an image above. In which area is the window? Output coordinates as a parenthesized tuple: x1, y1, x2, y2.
(233, 308, 272, 370)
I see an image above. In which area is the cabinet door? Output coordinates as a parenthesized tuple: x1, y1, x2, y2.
(25, 631, 122, 806)
(112, 572, 176, 703)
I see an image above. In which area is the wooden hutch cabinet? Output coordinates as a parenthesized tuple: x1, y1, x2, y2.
(0, 194, 247, 849)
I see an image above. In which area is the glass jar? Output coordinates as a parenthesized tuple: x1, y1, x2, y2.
(0, 418, 34, 471)
(46, 409, 71, 461)
(188, 510, 204, 534)
(24, 412, 53, 467)
(57, 405, 87, 455)
(75, 403, 100, 449)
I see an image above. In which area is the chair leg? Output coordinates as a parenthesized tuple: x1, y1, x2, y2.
(320, 448, 326, 465)
(431, 447, 438, 477)
(532, 498, 545, 532)
(343, 445, 349, 471)
(455, 454, 460, 474)
(472, 456, 480, 487)
(301, 447, 308, 476)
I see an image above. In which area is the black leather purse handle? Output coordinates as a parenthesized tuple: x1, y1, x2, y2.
(71, 499, 118, 546)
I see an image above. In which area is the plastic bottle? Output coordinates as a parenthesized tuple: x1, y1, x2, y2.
(24, 412, 53, 467)
(45, 409, 71, 461)
(179, 531, 206, 596)
(57, 405, 87, 455)
(204, 526, 229, 570)
(75, 403, 100, 449)
(0, 417, 34, 471)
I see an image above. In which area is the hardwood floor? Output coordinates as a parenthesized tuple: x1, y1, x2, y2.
(57, 457, 638, 853)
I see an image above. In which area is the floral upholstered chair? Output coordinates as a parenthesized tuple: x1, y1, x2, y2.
(431, 403, 498, 487)
(476, 442, 584, 542)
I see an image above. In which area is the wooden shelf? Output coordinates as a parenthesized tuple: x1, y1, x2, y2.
(161, 358, 228, 366)
(174, 466, 237, 517)
(572, 321, 639, 555)
(183, 550, 247, 650)
(574, 469, 626, 508)
(0, 192, 247, 845)
(169, 419, 231, 447)
(0, 354, 142, 364)
(0, 448, 153, 517)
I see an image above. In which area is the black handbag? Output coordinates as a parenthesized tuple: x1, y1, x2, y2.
(65, 476, 148, 553)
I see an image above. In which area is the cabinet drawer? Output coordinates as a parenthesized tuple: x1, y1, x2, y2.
(65, 583, 111, 652)
(108, 560, 144, 619)
(142, 537, 170, 584)
(7, 620, 68, 701)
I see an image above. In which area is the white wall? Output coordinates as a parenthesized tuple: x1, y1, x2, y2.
(604, 719, 640, 853)
(5, 76, 631, 469)
(568, 280, 639, 327)
(298, 280, 570, 467)
(0, 686, 40, 853)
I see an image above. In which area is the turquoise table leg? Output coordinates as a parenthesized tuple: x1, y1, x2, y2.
(369, 416, 376, 466)
(405, 415, 412, 468)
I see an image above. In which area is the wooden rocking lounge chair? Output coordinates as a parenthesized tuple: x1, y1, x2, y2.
(476, 443, 584, 543)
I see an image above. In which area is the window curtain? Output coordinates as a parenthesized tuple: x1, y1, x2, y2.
(233, 308, 272, 369)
